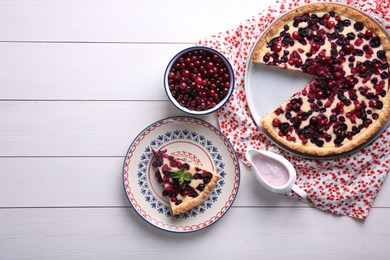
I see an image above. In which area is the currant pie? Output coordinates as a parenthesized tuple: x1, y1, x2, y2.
(251, 3, 390, 156)
(152, 149, 219, 215)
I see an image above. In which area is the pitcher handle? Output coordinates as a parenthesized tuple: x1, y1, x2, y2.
(292, 184, 308, 199)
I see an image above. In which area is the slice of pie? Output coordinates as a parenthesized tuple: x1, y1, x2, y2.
(251, 3, 390, 156)
(152, 149, 219, 215)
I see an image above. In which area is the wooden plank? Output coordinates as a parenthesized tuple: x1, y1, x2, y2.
(0, 101, 389, 207)
(1, 207, 389, 259)
(0, 157, 301, 208)
(1, 157, 389, 208)
(0, 42, 192, 100)
(0, 101, 218, 156)
(0, 157, 126, 208)
(0, 0, 268, 42)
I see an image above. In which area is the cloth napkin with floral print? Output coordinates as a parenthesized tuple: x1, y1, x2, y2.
(198, 0, 390, 219)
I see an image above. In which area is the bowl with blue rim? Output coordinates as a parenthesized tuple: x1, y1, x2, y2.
(164, 46, 235, 115)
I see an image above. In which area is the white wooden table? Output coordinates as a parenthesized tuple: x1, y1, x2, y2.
(1, 0, 390, 259)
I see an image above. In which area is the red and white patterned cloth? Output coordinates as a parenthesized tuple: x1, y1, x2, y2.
(198, 0, 390, 219)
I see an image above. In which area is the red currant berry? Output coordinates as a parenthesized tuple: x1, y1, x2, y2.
(272, 118, 281, 127)
(327, 20, 335, 29)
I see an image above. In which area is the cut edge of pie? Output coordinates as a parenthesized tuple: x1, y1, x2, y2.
(251, 3, 390, 156)
(152, 149, 220, 215)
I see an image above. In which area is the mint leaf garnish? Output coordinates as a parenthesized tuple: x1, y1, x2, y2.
(170, 171, 181, 179)
(183, 173, 192, 182)
(169, 167, 193, 185)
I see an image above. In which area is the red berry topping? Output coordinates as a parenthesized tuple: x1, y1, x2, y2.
(165, 185, 173, 192)
(365, 29, 373, 38)
(343, 44, 354, 54)
(180, 190, 189, 197)
(327, 20, 335, 29)
(355, 38, 363, 47)
(322, 14, 330, 21)
(273, 44, 282, 53)
(334, 71, 342, 79)
(162, 165, 170, 172)
(272, 118, 281, 127)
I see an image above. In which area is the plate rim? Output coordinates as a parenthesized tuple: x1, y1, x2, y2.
(122, 116, 241, 233)
(244, 2, 390, 160)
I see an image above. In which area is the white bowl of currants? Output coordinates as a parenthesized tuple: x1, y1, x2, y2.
(164, 46, 235, 115)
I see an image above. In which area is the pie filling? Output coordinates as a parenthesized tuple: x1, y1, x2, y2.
(253, 9, 389, 151)
(152, 149, 219, 215)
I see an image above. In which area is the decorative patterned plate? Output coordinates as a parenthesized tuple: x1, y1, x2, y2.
(123, 116, 240, 232)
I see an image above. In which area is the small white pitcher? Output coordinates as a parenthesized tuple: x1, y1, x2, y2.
(245, 148, 307, 199)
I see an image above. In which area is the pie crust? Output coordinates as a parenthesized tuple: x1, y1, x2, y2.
(251, 3, 390, 156)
